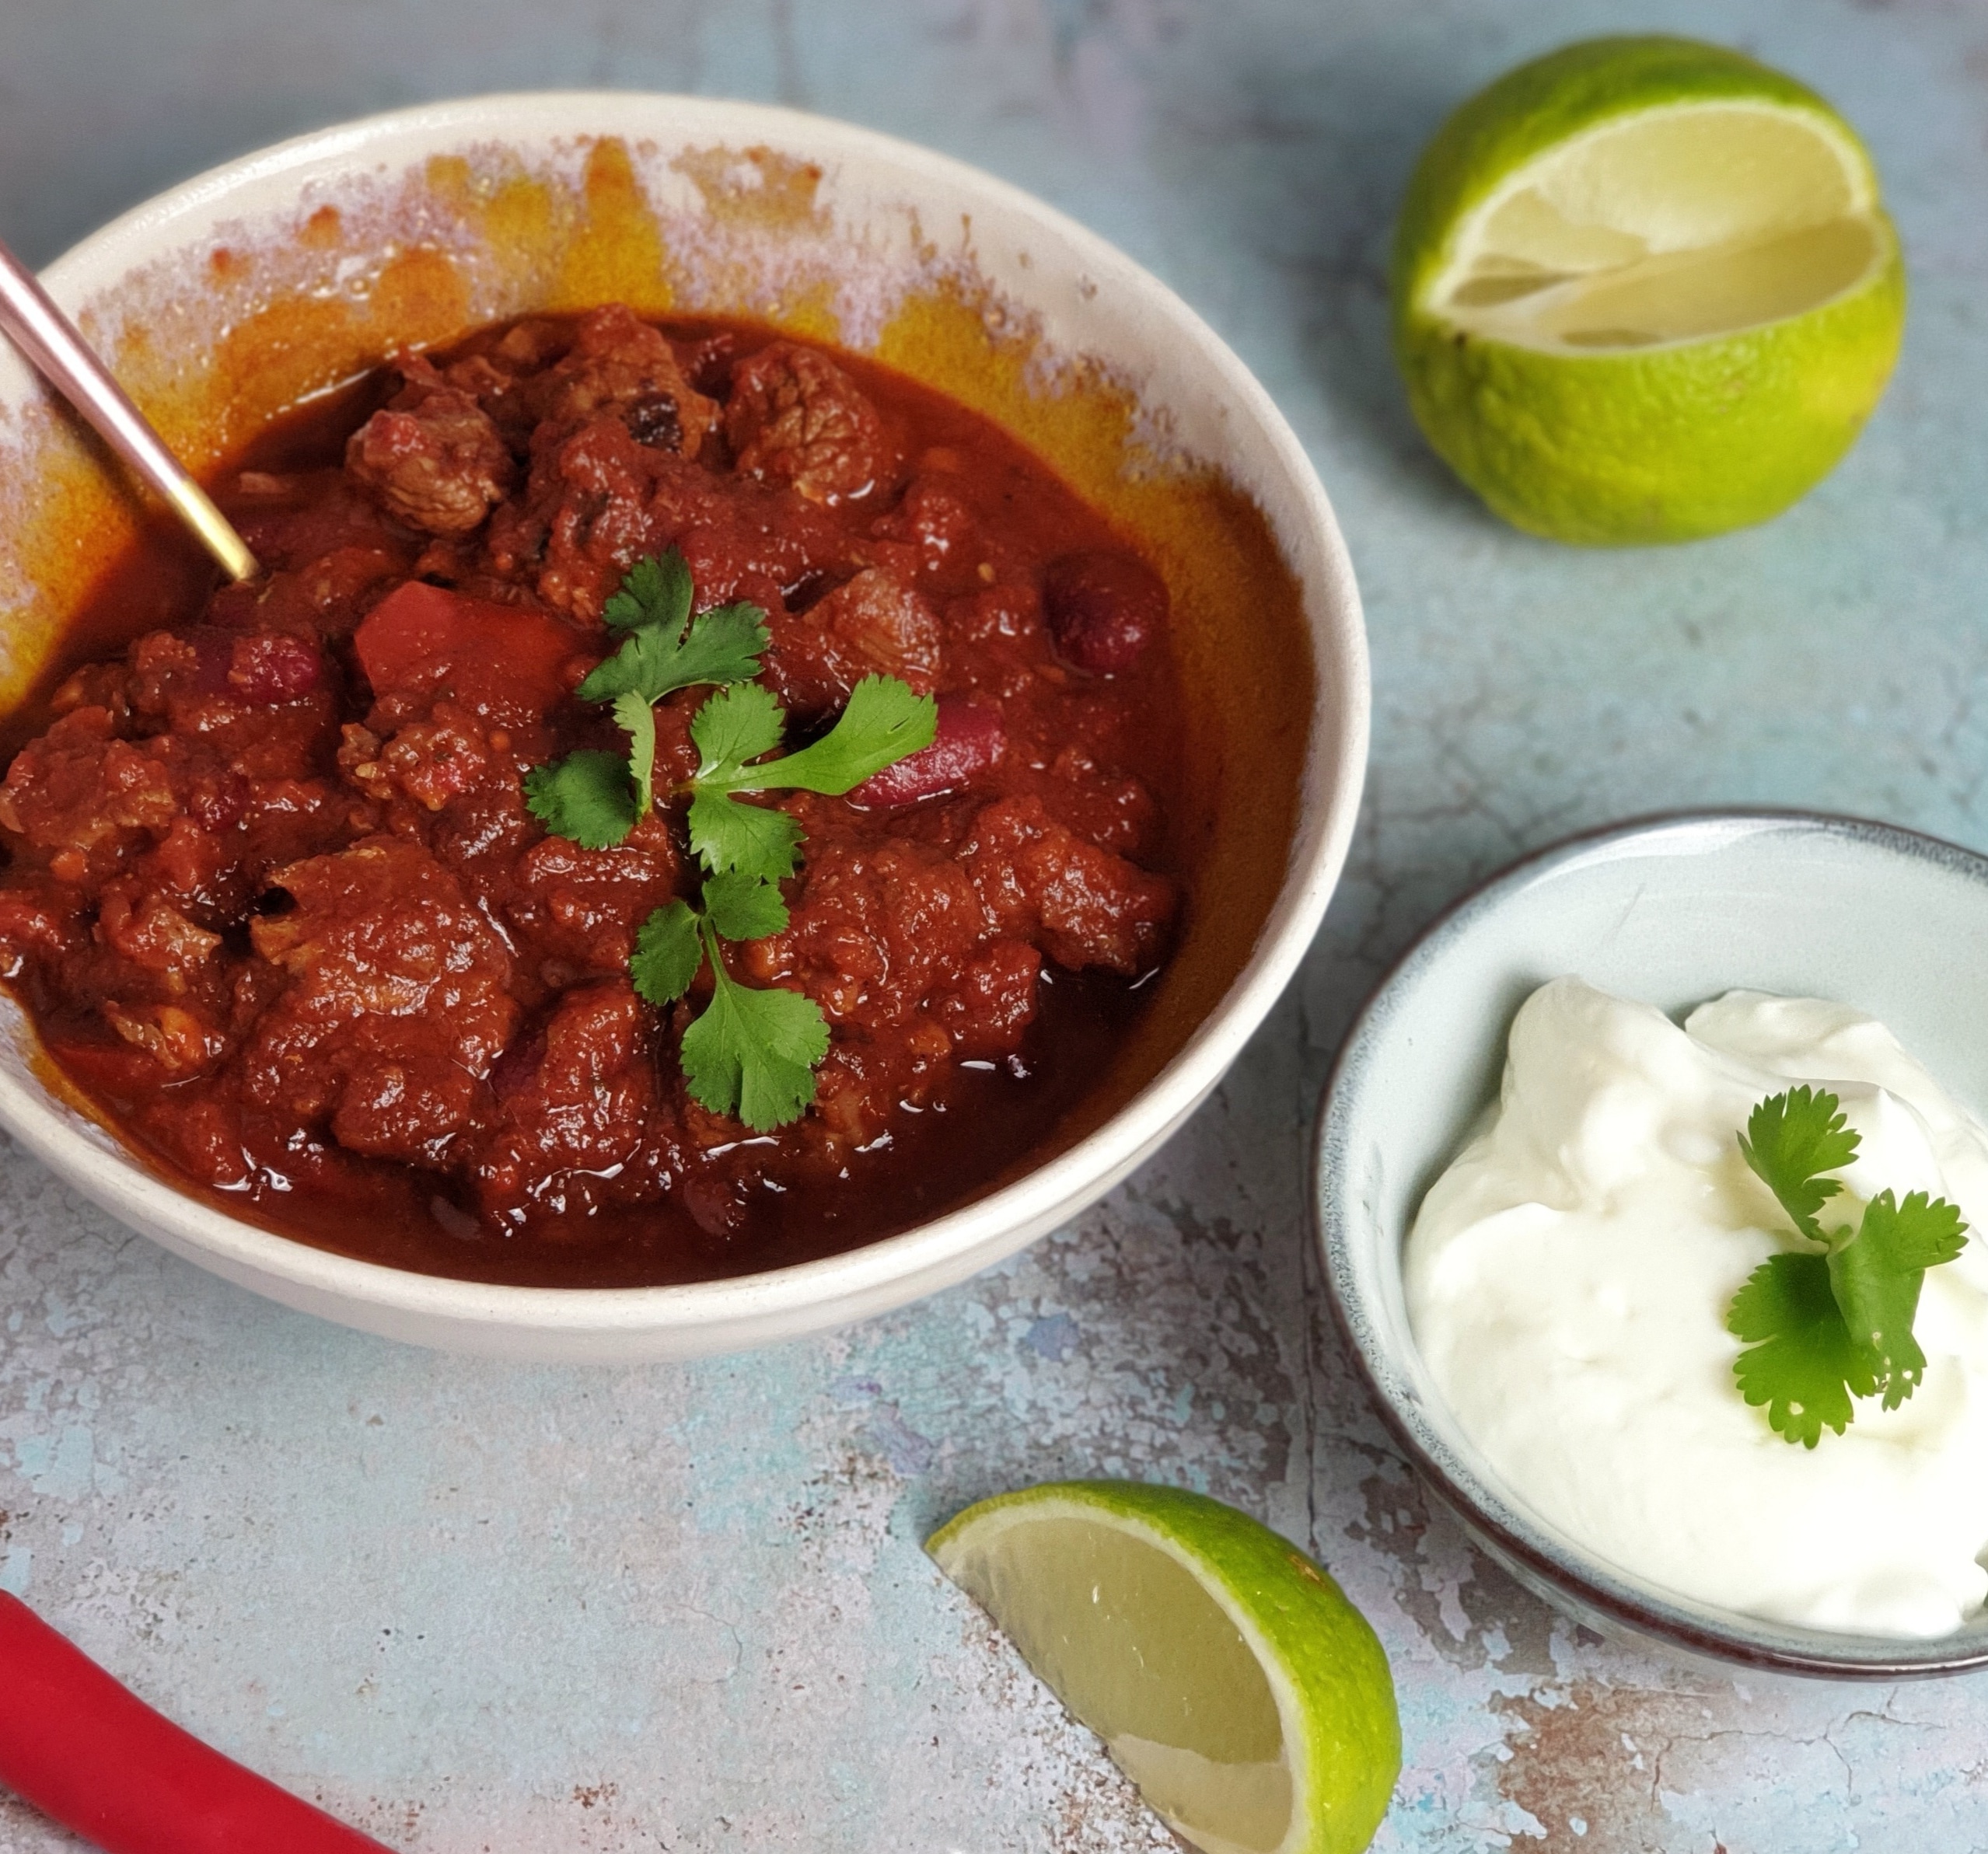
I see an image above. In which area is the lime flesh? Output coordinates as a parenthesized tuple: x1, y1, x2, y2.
(1393, 37, 1906, 543)
(928, 1482, 1399, 1854)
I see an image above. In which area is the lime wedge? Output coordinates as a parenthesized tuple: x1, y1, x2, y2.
(1393, 35, 1906, 542)
(928, 1482, 1399, 1854)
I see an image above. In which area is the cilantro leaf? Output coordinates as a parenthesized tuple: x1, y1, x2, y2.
(603, 549, 693, 634)
(1728, 1086, 1971, 1443)
(691, 680, 786, 776)
(578, 598, 770, 707)
(576, 628, 668, 704)
(669, 602, 776, 686)
(680, 677, 933, 878)
(720, 675, 937, 796)
(1738, 1084, 1859, 1243)
(1728, 1252, 1861, 1448)
(613, 688, 658, 820)
(680, 926, 829, 1132)
(578, 601, 770, 704)
(702, 868, 790, 943)
(522, 751, 637, 851)
(1828, 1188, 1969, 1410)
(687, 787, 805, 882)
(630, 901, 704, 1005)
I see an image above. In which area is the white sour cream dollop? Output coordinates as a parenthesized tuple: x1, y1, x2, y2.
(1406, 976, 1988, 1638)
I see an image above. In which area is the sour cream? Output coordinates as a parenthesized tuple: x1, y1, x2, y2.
(1406, 977, 1988, 1638)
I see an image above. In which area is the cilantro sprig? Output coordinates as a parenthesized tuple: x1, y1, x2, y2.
(1728, 1086, 1969, 1447)
(519, 551, 936, 1132)
(523, 549, 770, 848)
(631, 873, 830, 1132)
(685, 675, 936, 881)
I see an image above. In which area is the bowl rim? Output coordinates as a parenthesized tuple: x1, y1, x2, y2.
(1312, 805, 1988, 1678)
(0, 90, 1370, 1344)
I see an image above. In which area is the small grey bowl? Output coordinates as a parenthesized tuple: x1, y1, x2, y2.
(1314, 810, 1988, 1679)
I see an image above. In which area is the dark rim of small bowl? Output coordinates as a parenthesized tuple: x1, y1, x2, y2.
(1311, 807, 1988, 1679)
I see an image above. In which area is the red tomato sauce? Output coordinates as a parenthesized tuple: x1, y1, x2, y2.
(0, 309, 1190, 1287)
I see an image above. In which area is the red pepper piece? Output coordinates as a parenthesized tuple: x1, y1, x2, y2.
(0, 1593, 394, 1854)
(355, 580, 584, 722)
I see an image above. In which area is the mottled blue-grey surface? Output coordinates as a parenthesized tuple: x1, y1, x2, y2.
(4, 2, 1988, 1849)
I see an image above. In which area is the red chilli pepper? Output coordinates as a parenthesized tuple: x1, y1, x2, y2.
(0, 1594, 394, 1854)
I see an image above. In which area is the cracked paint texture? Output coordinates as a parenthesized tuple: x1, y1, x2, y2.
(4, 0, 1988, 1848)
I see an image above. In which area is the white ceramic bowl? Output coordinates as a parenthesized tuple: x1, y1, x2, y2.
(1315, 811, 1988, 1677)
(0, 95, 1367, 1360)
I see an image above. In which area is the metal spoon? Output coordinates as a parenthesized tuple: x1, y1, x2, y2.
(0, 236, 259, 583)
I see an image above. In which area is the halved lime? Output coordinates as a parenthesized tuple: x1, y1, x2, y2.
(928, 1482, 1399, 1854)
(1392, 35, 1906, 543)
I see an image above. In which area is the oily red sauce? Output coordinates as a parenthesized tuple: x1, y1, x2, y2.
(0, 309, 1188, 1287)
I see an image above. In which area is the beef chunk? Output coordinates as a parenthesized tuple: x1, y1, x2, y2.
(725, 341, 896, 504)
(870, 476, 984, 588)
(746, 839, 997, 1032)
(346, 356, 516, 537)
(525, 304, 718, 458)
(243, 837, 518, 1164)
(490, 416, 856, 622)
(0, 889, 78, 975)
(765, 567, 942, 712)
(962, 794, 1176, 976)
(472, 981, 668, 1224)
(732, 830, 1045, 1148)
(505, 819, 682, 980)
(0, 707, 169, 864)
(96, 881, 222, 983)
(929, 938, 1043, 1060)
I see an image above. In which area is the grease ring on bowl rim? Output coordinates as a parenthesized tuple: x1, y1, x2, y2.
(1313, 808, 1988, 1678)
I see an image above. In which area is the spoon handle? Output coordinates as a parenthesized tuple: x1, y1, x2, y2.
(0, 239, 258, 583)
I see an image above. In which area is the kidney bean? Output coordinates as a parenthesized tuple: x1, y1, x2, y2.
(1041, 550, 1168, 675)
(850, 697, 1004, 807)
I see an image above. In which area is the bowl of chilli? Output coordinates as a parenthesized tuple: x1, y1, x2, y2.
(0, 93, 1367, 1360)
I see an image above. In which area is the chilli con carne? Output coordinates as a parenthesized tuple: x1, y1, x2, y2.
(0, 307, 1187, 1286)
